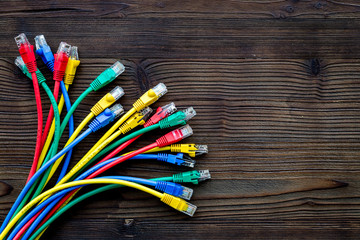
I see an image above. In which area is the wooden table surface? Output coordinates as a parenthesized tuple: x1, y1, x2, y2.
(1, 1, 360, 239)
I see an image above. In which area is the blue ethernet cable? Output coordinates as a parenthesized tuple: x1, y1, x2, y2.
(0, 108, 120, 232)
(0, 129, 92, 234)
(22, 153, 195, 234)
(34, 35, 55, 71)
(13, 154, 195, 238)
(57, 81, 75, 183)
(12, 175, 191, 240)
(10, 176, 154, 239)
(34, 36, 75, 182)
(130, 153, 196, 167)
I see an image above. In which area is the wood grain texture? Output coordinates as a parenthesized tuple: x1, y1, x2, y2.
(1, 0, 360, 239)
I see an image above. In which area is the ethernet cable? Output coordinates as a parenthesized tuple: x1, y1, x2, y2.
(14, 33, 43, 183)
(87, 125, 194, 179)
(144, 144, 208, 157)
(20, 153, 198, 237)
(75, 83, 168, 169)
(11, 102, 121, 227)
(92, 102, 178, 165)
(30, 66, 126, 199)
(12, 58, 64, 225)
(39, 41, 71, 152)
(0, 106, 123, 233)
(86, 109, 203, 170)
(12, 88, 125, 224)
(12, 45, 77, 220)
(57, 46, 80, 181)
(29, 170, 210, 240)
(13, 62, 60, 141)
(52, 84, 167, 194)
(45, 61, 125, 158)
(37, 62, 125, 171)
(51, 84, 169, 188)
(43, 86, 125, 187)
(27, 108, 196, 236)
(59, 108, 195, 185)
(80, 106, 191, 173)
(10, 70, 76, 226)
(48, 124, 195, 218)
(11, 176, 194, 240)
(129, 153, 196, 167)
(0, 178, 197, 239)
(26, 124, 195, 234)
(57, 80, 75, 181)
(37, 46, 80, 169)
(32, 102, 125, 201)
(34, 35, 55, 71)
(14, 59, 61, 161)
(6, 36, 210, 240)
(10, 67, 125, 227)
(15, 155, 194, 238)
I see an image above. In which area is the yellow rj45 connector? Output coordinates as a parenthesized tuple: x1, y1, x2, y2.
(91, 86, 125, 116)
(119, 107, 153, 134)
(170, 144, 208, 157)
(63, 46, 80, 85)
(160, 193, 197, 216)
(133, 83, 167, 111)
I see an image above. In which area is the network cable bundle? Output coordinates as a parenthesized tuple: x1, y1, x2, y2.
(0, 33, 211, 239)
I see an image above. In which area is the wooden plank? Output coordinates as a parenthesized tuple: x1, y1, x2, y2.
(1, 0, 360, 19)
(0, 17, 360, 59)
(0, 58, 359, 239)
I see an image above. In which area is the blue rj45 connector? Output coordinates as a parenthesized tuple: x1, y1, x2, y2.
(34, 35, 55, 71)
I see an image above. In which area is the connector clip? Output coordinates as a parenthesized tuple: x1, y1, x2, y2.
(155, 181, 193, 200)
(15, 33, 37, 73)
(156, 124, 193, 147)
(90, 86, 125, 116)
(170, 144, 208, 157)
(64, 46, 80, 85)
(119, 107, 153, 134)
(158, 107, 196, 129)
(198, 170, 211, 182)
(133, 83, 167, 111)
(89, 104, 124, 132)
(90, 61, 125, 91)
(160, 194, 197, 216)
(172, 170, 211, 185)
(53, 42, 71, 81)
(157, 153, 195, 168)
(34, 35, 55, 71)
(144, 102, 177, 127)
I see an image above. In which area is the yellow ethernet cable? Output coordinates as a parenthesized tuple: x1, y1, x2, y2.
(37, 49, 80, 170)
(0, 178, 197, 239)
(42, 113, 93, 185)
(43, 86, 125, 186)
(144, 144, 209, 157)
(63, 47, 80, 86)
(36, 85, 68, 170)
(34, 83, 167, 211)
(56, 107, 152, 186)
(84, 83, 167, 155)
(58, 83, 168, 185)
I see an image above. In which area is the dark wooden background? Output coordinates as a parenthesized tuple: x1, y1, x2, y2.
(1, 0, 360, 239)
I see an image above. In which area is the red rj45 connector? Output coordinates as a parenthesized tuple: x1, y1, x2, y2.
(156, 124, 193, 147)
(53, 42, 71, 81)
(14, 33, 37, 73)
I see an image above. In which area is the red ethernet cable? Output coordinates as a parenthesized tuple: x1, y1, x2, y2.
(21, 125, 193, 236)
(99, 102, 177, 164)
(40, 42, 71, 149)
(14, 33, 44, 182)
